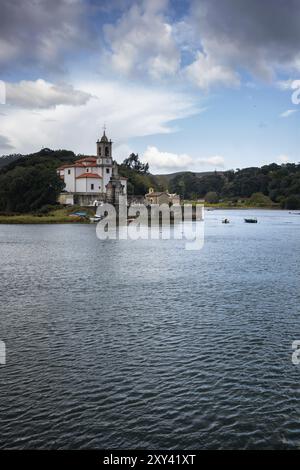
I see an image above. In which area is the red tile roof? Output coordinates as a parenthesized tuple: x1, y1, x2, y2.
(76, 157, 97, 163)
(76, 173, 102, 179)
(58, 163, 86, 169)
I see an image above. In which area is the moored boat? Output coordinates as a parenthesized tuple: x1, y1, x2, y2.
(244, 217, 257, 223)
(89, 214, 104, 223)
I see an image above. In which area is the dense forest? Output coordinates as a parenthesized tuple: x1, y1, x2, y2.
(0, 148, 76, 213)
(0, 149, 300, 212)
(168, 164, 300, 209)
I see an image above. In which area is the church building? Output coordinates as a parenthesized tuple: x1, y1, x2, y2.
(58, 130, 127, 206)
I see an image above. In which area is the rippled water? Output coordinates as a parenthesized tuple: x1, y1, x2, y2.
(1, 210, 300, 449)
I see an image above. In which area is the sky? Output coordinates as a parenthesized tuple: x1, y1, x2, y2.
(0, 0, 299, 174)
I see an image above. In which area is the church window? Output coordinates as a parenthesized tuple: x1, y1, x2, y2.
(91, 184, 94, 190)
(105, 146, 109, 157)
(106, 168, 110, 174)
(68, 169, 71, 175)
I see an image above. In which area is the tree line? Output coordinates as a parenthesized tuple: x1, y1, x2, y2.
(168, 164, 300, 209)
(0, 149, 299, 212)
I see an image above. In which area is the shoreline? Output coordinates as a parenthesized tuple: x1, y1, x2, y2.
(0, 205, 291, 224)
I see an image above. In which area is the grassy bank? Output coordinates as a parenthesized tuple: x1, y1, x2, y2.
(0, 201, 284, 224)
(0, 206, 96, 224)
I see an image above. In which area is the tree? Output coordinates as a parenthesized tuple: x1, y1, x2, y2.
(0, 165, 64, 212)
(121, 153, 149, 175)
(118, 153, 155, 195)
(205, 191, 219, 203)
(0, 148, 75, 213)
(281, 195, 300, 210)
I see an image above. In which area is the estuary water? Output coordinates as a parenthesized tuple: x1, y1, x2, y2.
(0, 209, 300, 449)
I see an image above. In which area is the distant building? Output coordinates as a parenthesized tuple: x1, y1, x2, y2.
(168, 193, 181, 205)
(58, 130, 127, 206)
(145, 187, 181, 205)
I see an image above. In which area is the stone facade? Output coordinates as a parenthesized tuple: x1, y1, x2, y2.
(145, 187, 181, 205)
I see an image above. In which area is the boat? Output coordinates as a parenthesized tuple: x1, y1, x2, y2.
(69, 211, 88, 219)
(89, 214, 104, 223)
(244, 217, 257, 223)
(222, 218, 230, 224)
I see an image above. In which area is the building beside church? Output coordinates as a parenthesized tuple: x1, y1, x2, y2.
(145, 187, 181, 205)
(58, 130, 127, 206)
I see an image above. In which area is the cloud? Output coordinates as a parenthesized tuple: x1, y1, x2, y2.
(280, 109, 297, 118)
(0, 80, 197, 156)
(185, 52, 240, 90)
(5, 79, 92, 109)
(142, 145, 224, 173)
(0, 134, 14, 151)
(143, 146, 194, 169)
(278, 154, 290, 164)
(189, 0, 300, 84)
(0, 0, 88, 71)
(103, 0, 180, 79)
(277, 80, 295, 91)
(101, 0, 300, 89)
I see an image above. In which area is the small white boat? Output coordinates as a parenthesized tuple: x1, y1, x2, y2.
(89, 215, 104, 223)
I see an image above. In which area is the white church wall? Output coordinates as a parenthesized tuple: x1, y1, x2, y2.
(64, 167, 75, 192)
(76, 177, 102, 193)
(103, 167, 112, 188)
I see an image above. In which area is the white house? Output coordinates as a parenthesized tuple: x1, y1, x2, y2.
(58, 130, 127, 206)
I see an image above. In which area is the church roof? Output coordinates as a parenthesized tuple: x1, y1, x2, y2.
(76, 156, 97, 163)
(57, 163, 85, 170)
(76, 173, 102, 179)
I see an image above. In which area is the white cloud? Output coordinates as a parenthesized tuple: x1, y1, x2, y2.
(200, 155, 225, 167)
(189, 0, 300, 83)
(103, 0, 180, 79)
(0, 80, 197, 156)
(5, 79, 92, 109)
(142, 145, 224, 173)
(278, 154, 290, 163)
(143, 146, 194, 169)
(0, 134, 14, 152)
(185, 52, 240, 90)
(280, 109, 297, 118)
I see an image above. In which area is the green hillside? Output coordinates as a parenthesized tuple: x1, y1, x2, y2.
(1, 149, 300, 212)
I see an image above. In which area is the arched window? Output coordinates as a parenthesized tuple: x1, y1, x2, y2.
(105, 146, 109, 157)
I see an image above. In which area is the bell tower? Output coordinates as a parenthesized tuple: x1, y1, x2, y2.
(96, 126, 113, 163)
(96, 127, 114, 188)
